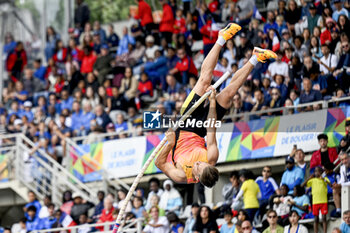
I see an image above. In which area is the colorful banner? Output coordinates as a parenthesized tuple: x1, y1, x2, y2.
(0, 154, 9, 182)
(69, 108, 347, 182)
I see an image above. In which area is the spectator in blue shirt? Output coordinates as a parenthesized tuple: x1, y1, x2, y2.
(93, 21, 107, 43)
(264, 11, 278, 34)
(117, 27, 135, 56)
(299, 78, 322, 111)
(164, 74, 183, 114)
(71, 101, 82, 134)
(26, 205, 42, 231)
(95, 104, 112, 130)
(166, 47, 180, 71)
(332, 0, 349, 22)
(33, 59, 47, 83)
(256, 166, 280, 218)
(280, 156, 305, 194)
(80, 102, 96, 135)
(340, 210, 350, 233)
(91, 191, 105, 223)
(289, 185, 310, 218)
(144, 50, 169, 89)
(115, 113, 129, 136)
(24, 191, 42, 218)
(60, 90, 74, 111)
(22, 101, 34, 122)
(107, 24, 119, 48)
(39, 204, 57, 229)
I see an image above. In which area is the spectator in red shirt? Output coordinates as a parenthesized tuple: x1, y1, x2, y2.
(138, 72, 153, 98)
(136, 0, 154, 32)
(169, 48, 198, 85)
(6, 41, 27, 82)
(200, 18, 219, 56)
(81, 46, 97, 75)
(320, 18, 334, 45)
(96, 196, 114, 231)
(174, 9, 186, 34)
(310, 134, 339, 173)
(159, 0, 174, 43)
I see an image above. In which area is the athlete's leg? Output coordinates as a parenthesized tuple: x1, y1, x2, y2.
(217, 47, 277, 109)
(192, 23, 241, 96)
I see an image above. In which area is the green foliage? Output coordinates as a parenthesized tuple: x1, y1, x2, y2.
(14, 0, 41, 26)
(84, 0, 160, 24)
(53, 0, 65, 32)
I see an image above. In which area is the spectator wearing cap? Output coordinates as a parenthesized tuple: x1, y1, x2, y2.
(333, 0, 349, 22)
(135, 0, 154, 32)
(310, 134, 339, 173)
(93, 21, 106, 44)
(93, 44, 113, 85)
(117, 27, 135, 56)
(81, 46, 97, 75)
(307, 4, 322, 35)
(106, 24, 119, 49)
(6, 41, 27, 82)
(280, 156, 304, 194)
(70, 192, 94, 224)
(159, 0, 174, 44)
(144, 35, 160, 61)
(329, 27, 341, 55)
(22, 101, 34, 122)
(169, 48, 198, 85)
(236, 32, 254, 61)
(93, 31, 102, 55)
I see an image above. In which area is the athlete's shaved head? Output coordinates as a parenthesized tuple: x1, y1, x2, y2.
(200, 165, 219, 188)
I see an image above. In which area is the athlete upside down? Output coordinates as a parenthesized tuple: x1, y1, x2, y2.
(155, 23, 277, 188)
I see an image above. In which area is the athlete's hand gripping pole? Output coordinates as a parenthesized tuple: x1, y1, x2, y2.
(112, 71, 232, 233)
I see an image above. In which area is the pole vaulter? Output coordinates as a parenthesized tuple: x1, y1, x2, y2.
(113, 23, 277, 233)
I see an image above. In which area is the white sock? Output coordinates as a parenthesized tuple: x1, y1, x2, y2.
(216, 36, 226, 46)
(249, 55, 258, 66)
(336, 208, 341, 212)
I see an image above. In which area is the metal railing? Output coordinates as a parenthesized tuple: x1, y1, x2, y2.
(0, 133, 97, 206)
(31, 218, 144, 233)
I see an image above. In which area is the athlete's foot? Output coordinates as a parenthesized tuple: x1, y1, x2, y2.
(219, 23, 242, 41)
(252, 47, 277, 63)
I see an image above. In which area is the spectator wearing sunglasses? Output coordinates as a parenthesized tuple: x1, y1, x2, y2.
(262, 209, 283, 233)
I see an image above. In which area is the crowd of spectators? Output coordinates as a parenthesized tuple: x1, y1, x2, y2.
(7, 130, 350, 233)
(2, 0, 350, 151)
(2, 0, 350, 232)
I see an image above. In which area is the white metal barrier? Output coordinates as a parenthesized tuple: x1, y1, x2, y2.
(0, 134, 97, 206)
(31, 218, 144, 233)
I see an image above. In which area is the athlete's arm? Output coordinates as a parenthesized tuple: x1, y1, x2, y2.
(155, 130, 187, 183)
(206, 88, 219, 165)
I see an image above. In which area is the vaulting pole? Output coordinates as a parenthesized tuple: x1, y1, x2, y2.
(112, 71, 232, 233)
